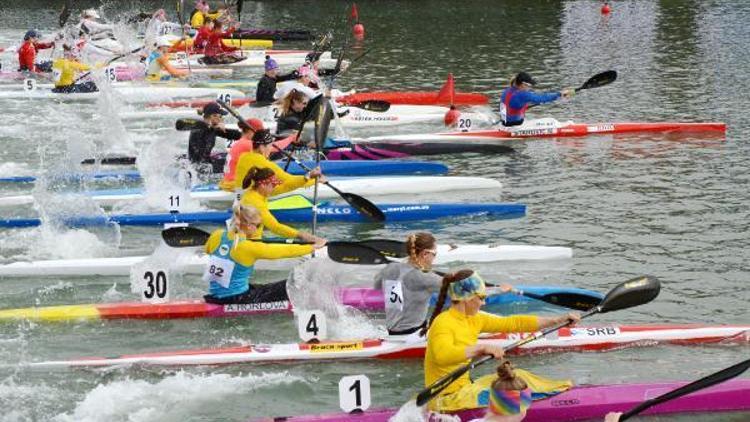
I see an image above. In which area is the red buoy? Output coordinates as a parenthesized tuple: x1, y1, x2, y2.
(444, 105, 461, 127)
(601, 2, 611, 14)
(353, 23, 365, 39)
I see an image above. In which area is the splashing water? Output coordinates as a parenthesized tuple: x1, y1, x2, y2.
(51, 371, 307, 422)
(129, 242, 186, 301)
(287, 257, 385, 339)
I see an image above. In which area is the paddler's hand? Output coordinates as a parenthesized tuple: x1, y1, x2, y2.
(559, 311, 581, 327)
(561, 88, 575, 99)
(466, 344, 504, 360)
(306, 167, 327, 183)
(312, 237, 327, 249)
(497, 283, 513, 293)
(604, 412, 622, 422)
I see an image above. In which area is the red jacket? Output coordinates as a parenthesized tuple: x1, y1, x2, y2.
(203, 29, 237, 57)
(193, 26, 212, 52)
(17, 40, 54, 72)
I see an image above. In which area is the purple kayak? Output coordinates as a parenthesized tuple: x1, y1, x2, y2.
(251, 379, 750, 421)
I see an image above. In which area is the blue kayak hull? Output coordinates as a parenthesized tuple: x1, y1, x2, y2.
(0, 203, 525, 228)
(0, 160, 448, 183)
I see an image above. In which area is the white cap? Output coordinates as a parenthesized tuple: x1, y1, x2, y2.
(83, 9, 101, 19)
(156, 36, 173, 48)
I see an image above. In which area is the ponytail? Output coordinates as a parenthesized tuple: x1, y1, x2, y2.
(227, 202, 260, 250)
(406, 232, 436, 271)
(241, 166, 275, 190)
(492, 359, 528, 391)
(420, 269, 474, 336)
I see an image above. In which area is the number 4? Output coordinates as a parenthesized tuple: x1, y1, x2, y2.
(297, 310, 326, 342)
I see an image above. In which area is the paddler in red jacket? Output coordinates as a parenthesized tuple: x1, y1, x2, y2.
(499, 72, 574, 127)
(191, 18, 215, 53)
(202, 20, 239, 64)
(17, 30, 54, 72)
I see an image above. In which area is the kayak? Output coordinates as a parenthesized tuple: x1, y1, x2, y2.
(112, 64, 234, 82)
(364, 118, 728, 144)
(0, 202, 526, 228)
(251, 379, 750, 422)
(337, 91, 489, 107)
(0, 86, 245, 103)
(329, 143, 515, 158)
(26, 324, 750, 368)
(0, 243, 572, 278)
(229, 28, 314, 41)
(0, 284, 589, 322)
(0, 176, 502, 208)
(171, 51, 341, 69)
(0, 160, 450, 184)
(221, 39, 273, 49)
(5, 79, 258, 93)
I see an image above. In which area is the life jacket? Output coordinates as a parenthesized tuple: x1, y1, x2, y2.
(203, 231, 254, 298)
(145, 51, 167, 80)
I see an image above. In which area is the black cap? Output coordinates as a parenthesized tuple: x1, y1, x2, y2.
(202, 102, 227, 116)
(252, 129, 275, 145)
(515, 72, 537, 86)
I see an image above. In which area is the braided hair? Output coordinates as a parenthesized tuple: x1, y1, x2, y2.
(241, 166, 275, 190)
(406, 232, 436, 271)
(420, 269, 474, 336)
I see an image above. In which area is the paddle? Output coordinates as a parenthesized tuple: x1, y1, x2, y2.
(347, 99, 390, 112)
(175, 118, 205, 131)
(326, 243, 602, 311)
(414, 275, 661, 407)
(618, 358, 750, 421)
(176, 0, 193, 75)
(216, 99, 386, 223)
(59, 2, 71, 28)
(73, 46, 145, 84)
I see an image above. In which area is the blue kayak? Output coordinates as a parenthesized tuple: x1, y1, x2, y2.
(0, 160, 448, 183)
(0, 203, 526, 228)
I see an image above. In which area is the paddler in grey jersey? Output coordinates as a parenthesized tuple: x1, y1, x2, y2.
(373, 232, 444, 342)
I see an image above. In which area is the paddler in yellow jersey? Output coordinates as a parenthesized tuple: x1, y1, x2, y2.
(190, 0, 223, 29)
(51, 44, 98, 93)
(240, 165, 326, 245)
(145, 37, 188, 81)
(203, 203, 325, 304)
(423, 270, 580, 413)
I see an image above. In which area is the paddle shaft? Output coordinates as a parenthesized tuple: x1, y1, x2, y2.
(619, 358, 750, 421)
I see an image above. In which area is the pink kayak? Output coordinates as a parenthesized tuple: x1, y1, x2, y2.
(251, 379, 750, 421)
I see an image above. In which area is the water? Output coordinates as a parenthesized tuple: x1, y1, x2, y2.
(0, 1, 749, 421)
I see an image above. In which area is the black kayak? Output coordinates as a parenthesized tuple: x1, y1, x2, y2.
(230, 28, 314, 41)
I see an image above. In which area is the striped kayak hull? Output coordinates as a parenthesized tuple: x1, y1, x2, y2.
(337, 92, 489, 106)
(0, 86, 245, 103)
(0, 243, 572, 278)
(0, 176, 502, 208)
(229, 29, 314, 41)
(0, 284, 590, 322)
(0, 202, 525, 228)
(0, 160, 449, 184)
(366, 120, 728, 144)
(252, 379, 750, 422)
(27, 324, 750, 368)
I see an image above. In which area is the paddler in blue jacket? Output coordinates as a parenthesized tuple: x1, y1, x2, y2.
(499, 72, 574, 127)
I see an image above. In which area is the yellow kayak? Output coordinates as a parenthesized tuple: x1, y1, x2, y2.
(222, 39, 274, 49)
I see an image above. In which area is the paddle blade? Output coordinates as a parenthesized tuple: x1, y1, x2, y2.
(620, 358, 750, 421)
(314, 98, 333, 151)
(579, 70, 617, 91)
(359, 239, 407, 258)
(339, 192, 386, 222)
(59, 2, 71, 27)
(598, 276, 660, 313)
(351, 100, 390, 112)
(175, 118, 204, 131)
(525, 291, 603, 311)
(326, 242, 389, 265)
(162, 226, 211, 247)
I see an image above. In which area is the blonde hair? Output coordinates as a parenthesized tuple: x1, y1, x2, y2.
(227, 202, 260, 249)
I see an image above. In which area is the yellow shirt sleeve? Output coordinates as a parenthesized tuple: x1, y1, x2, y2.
(191, 12, 204, 29)
(233, 152, 314, 193)
(478, 312, 539, 333)
(204, 229, 226, 254)
(240, 190, 299, 239)
(231, 240, 313, 266)
(428, 319, 469, 366)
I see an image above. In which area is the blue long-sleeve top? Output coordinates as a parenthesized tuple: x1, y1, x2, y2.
(500, 86, 561, 125)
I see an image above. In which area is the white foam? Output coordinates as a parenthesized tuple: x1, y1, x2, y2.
(52, 371, 306, 422)
(0, 162, 33, 177)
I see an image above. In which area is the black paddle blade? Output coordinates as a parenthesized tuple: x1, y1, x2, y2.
(175, 118, 204, 131)
(81, 156, 137, 165)
(620, 358, 750, 421)
(59, 2, 71, 27)
(529, 292, 603, 311)
(598, 275, 660, 313)
(162, 226, 211, 247)
(326, 242, 389, 265)
(579, 70, 618, 91)
(314, 98, 333, 151)
(359, 239, 407, 258)
(340, 192, 386, 222)
(352, 100, 391, 112)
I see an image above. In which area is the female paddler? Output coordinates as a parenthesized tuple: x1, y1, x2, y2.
(203, 203, 325, 304)
(234, 129, 327, 245)
(499, 72, 573, 127)
(423, 269, 580, 413)
(145, 37, 189, 81)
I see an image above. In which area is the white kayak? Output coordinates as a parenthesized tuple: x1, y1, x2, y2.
(0, 86, 245, 103)
(170, 50, 340, 69)
(0, 243, 572, 278)
(0, 176, 501, 209)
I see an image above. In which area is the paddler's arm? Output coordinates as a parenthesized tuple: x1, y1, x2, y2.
(428, 319, 472, 365)
(216, 127, 242, 141)
(479, 311, 540, 334)
(204, 229, 225, 254)
(233, 241, 314, 266)
(517, 90, 562, 106)
(191, 12, 204, 29)
(157, 55, 188, 77)
(270, 134, 296, 152)
(240, 193, 300, 239)
(276, 70, 298, 83)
